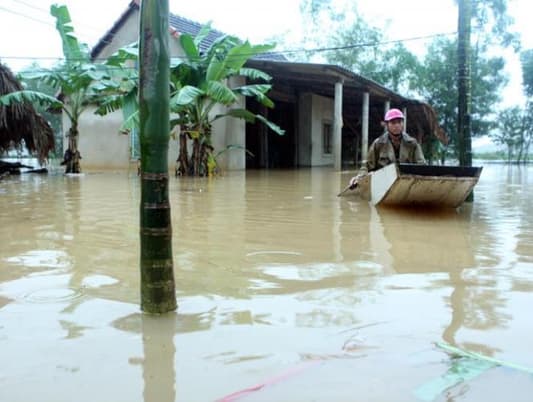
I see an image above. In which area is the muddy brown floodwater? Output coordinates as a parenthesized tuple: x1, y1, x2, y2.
(1, 163, 533, 402)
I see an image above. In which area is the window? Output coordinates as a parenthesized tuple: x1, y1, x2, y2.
(323, 121, 332, 154)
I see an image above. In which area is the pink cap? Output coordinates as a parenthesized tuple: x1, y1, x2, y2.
(384, 108, 404, 122)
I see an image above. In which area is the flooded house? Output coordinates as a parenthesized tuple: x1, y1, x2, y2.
(75, 0, 445, 172)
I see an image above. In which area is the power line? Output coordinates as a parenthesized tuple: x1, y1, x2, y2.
(0, 5, 52, 26)
(1, 30, 458, 69)
(8, 0, 50, 15)
(276, 32, 458, 56)
(0, 2, 109, 43)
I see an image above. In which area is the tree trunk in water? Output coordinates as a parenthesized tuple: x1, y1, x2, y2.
(191, 137, 200, 176)
(175, 128, 189, 176)
(200, 143, 210, 176)
(177, 125, 215, 177)
(62, 126, 81, 174)
(457, 0, 473, 200)
(517, 142, 524, 163)
(138, 0, 177, 314)
(524, 132, 532, 163)
(202, 125, 213, 176)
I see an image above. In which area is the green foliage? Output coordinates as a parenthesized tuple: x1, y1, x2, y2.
(521, 49, 533, 98)
(0, 90, 62, 109)
(279, 0, 520, 164)
(289, 1, 423, 94)
(50, 4, 90, 64)
(490, 106, 533, 162)
(470, 0, 520, 50)
(92, 43, 139, 130)
(292, 1, 508, 161)
(416, 36, 507, 159)
(17, 65, 64, 157)
(99, 25, 283, 175)
(0, 4, 129, 172)
(327, 23, 422, 94)
(170, 28, 284, 175)
(472, 150, 508, 160)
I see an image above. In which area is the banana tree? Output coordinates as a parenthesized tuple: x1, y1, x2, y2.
(170, 27, 285, 176)
(0, 5, 115, 173)
(92, 43, 140, 144)
(90, 25, 284, 176)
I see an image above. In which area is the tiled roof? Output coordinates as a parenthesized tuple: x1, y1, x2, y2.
(91, 1, 285, 61)
(168, 14, 223, 52)
(168, 14, 285, 61)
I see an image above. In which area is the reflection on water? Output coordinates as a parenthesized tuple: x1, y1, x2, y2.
(113, 313, 178, 402)
(1, 164, 533, 401)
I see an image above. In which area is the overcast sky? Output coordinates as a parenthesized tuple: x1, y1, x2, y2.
(0, 0, 530, 110)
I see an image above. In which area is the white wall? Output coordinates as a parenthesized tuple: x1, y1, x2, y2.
(65, 106, 179, 172)
(214, 76, 246, 171)
(71, 8, 207, 172)
(298, 93, 334, 167)
(96, 14, 140, 60)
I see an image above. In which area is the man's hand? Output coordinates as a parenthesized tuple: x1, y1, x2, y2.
(349, 173, 366, 189)
(338, 173, 367, 197)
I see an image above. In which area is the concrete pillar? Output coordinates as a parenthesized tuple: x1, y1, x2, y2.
(360, 92, 370, 172)
(333, 81, 343, 170)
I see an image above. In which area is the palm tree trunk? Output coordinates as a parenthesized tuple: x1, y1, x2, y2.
(138, 0, 176, 314)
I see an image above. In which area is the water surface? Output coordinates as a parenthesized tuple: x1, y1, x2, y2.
(1, 164, 533, 402)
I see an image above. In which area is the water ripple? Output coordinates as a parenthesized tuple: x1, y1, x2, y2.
(22, 287, 84, 303)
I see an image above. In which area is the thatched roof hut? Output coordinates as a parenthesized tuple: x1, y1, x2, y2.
(0, 62, 54, 164)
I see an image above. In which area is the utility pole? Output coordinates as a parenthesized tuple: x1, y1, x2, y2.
(457, 0, 472, 168)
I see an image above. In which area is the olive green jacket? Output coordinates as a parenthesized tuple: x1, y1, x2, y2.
(366, 132, 426, 172)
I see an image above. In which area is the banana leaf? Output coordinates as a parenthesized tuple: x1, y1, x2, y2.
(0, 90, 62, 110)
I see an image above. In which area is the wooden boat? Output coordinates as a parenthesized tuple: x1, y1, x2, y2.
(356, 163, 483, 208)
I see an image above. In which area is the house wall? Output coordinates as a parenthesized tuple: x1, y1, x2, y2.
(67, 106, 180, 172)
(96, 14, 139, 60)
(220, 112, 246, 171)
(298, 93, 334, 167)
(209, 76, 246, 172)
(77, 5, 361, 172)
(66, 8, 180, 172)
(95, 9, 184, 61)
(65, 107, 127, 171)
